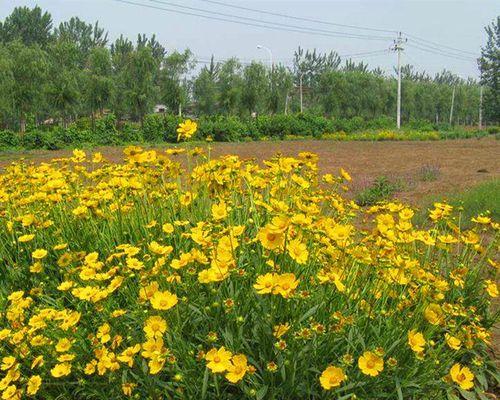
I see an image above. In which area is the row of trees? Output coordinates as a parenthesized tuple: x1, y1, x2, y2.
(0, 6, 498, 132)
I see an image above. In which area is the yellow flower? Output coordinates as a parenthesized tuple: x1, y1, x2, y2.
(50, 362, 71, 378)
(144, 316, 167, 339)
(449, 363, 474, 390)
(424, 303, 444, 325)
(162, 223, 174, 234)
(273, 323, 290, 338)
(55, 338, 72, 353)
(408, 330, 425, 353)
(254, 273, 276, 294)
(485, 280, 498, 297)
(122, 383, 136, 396)
(445, 334, 461, 350)
(1, 385, 17, 400)
(287, 239, 309, 264)
(205, 347, 233, 373)
(32, 249, 48, 260)
(177, 119, 198, 141)
(26, 375, 42, 395)
(319, 365, 347, 390)
(358, 351, 384, 377)
(18, 234, 35, 243)
(340, 168, 351, 182)
(257, 226, 285, 250)
(150, 290, 178, 311)
(272, 273, 299, 298)
(97, 323, 111, 344)
(471, 215, 491, 224)
(211, 201, 228, 220)
(225, 354, 248, 383)
(1, 356, 16, 371)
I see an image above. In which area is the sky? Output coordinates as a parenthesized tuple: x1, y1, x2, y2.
(1, 0, 499, 78)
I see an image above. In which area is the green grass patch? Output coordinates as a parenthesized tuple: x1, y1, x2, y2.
(416, 178, 500, 228)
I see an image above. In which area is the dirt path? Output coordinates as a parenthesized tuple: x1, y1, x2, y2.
(1, 138, 498, 204)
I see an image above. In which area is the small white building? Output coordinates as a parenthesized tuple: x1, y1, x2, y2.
(154, 104, 167, 113)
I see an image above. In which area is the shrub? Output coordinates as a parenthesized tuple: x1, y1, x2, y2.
(0, 130, 20, 149)
(355, 176, 404, 206)
(199, 115, 248, 141)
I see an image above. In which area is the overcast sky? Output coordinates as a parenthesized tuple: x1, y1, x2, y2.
(1, 0, 499, 78)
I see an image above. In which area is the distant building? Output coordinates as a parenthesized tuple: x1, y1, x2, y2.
(154, 104, 167, 113)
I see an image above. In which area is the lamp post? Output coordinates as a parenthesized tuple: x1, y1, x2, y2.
(257, 44, 273, 72)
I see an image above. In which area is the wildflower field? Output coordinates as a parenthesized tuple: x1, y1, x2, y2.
(0, 123, 498, 399)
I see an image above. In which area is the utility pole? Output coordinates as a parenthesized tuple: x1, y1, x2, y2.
(392, 32, 406, 129)
(479, 85, 483, 129)
(449, 86, 455, 125)
(300, 72, 304, 113)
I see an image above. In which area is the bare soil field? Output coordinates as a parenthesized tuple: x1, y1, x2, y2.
(1, 138, 498, 204)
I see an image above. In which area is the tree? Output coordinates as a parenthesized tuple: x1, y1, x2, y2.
(85, 47, 113, 126)
(111, 35, 134, 120)
(217, 58, 243, 115)
(124, 46, 157, 125)
(241, 62, 269, 115)
(0, 46, 15, 128)
(479, 16, 500, 124)
(0, 6, 53, 47)
(193, 57, 219, 115)
(5, 41, 48, 132)
(46, 40, 81, 127)
(159, 50, 194, 115)
(269, 65, 293, 114)
(55, 17, 108, 66)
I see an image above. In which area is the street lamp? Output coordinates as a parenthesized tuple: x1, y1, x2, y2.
(257, 44, 273, 72)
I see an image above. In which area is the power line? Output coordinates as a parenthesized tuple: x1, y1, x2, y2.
(406, 43, 477, 62)
(146, 0, 392, 40)
(193, 49, 390, 67)
(111, 0, 392, 41)
(195, 0, 479, 59)
(195, 0, 397, 34)
(404, 33, 478, 57)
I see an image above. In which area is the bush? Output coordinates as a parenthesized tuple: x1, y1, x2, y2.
(199, 115, 248, 141)
(0, 130, 20, 149)
(355, 176, 404, 206)
(143, 114, 183, 142)
(94, 114, 120, 145)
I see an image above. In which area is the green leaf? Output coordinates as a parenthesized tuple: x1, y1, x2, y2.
(458, 388, 477, 400)
(395, 378, 404, 400)
(256, 385, 268, 400)
(446, 392, 460, 400)
(299, 303, 322, 323)
(201, 367, 209, 399)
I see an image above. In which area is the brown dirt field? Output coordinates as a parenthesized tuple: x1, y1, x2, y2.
(0, 137, 498, 204)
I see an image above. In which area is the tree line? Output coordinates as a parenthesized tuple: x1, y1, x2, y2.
(0, 6, 498, 133)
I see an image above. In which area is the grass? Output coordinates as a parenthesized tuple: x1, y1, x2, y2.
(415, 178, 500, 228)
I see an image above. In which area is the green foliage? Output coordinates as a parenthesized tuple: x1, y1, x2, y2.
(479, 17, 500, 124)
(142, 114, 183, 142)
(415, 179, 500, 228)
(0, 6, 53, 47)
(199, 115, 248, 141)
(0, 130, 20, 149)
(355, 176, 404, 206)
(0, 114, 494, 151)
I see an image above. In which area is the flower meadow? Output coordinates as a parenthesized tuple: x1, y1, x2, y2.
(0, 126, 498, 399)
